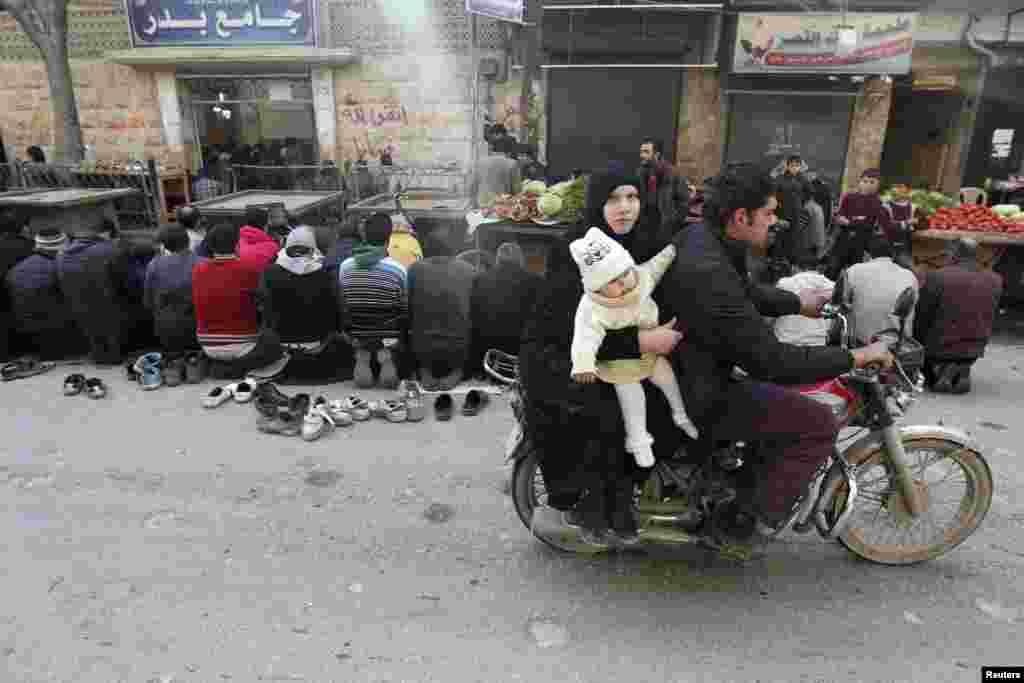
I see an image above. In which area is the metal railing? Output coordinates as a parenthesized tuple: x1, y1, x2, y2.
(8, 160, 161, 229)
(347, 163, 468, 201)
(232, 164, 347, 194)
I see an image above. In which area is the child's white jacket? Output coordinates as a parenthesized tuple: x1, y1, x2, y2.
(570, 244, 676, 383)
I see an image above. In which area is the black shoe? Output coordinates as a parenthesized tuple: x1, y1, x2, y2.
(608, 481, 640, 546)
(254, 383, 292, 417)
(952, 364, 972, 395)
(284, 393, 310, 422)
(933, 363, 956, 393)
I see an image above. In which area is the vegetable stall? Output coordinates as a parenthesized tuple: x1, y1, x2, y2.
(910, 200, 1024, 300)
(471, 177, 585, 274)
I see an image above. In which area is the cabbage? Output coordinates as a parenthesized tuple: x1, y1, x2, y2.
(548, 181, 572, 197)
(537, 193, 563, 218)
(522, 180, 547, 195)
(992, 204, 1021, 218)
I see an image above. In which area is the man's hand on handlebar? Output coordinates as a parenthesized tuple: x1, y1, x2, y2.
(851, 341, 895, 370)
(799, 288, 834, 318)
(572, 371, 598, 384)
(639, 317, 683, 356)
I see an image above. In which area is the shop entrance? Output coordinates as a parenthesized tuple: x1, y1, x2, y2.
(546, 68, 683, 178)
(179, 75, 318, 171)
(880, 78, 964, 190)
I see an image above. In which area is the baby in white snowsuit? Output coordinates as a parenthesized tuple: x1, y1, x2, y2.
(569, 227, 699, 468)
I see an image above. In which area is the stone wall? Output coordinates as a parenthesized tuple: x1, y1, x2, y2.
(842, 77, 894, 192)
(676, 68, 722, 185)
(0, 61, 184, 168)
(333, 54, 490, 167)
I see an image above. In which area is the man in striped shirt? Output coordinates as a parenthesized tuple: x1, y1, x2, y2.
(339, 213, 408, 388)
(192, 223, 285, 378)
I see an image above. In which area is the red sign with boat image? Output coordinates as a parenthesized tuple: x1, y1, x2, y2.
(734, 13, 917, 74)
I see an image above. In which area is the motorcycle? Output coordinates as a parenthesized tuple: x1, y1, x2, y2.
(504, 288, 994, 564)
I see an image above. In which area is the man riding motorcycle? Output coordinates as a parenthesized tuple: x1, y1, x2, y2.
(659, 164, 894, 545)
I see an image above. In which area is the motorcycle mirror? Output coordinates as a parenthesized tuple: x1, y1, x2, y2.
(892, 287, 916, 321)
(892, 286, 917, 340)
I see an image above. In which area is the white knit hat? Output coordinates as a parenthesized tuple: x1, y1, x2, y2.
(570, 227, 636, 292)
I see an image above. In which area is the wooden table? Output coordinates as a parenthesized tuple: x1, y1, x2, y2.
(474, 220, 570, 275)
(912, 229, 1024, 270)
(912, 228, 1024, 299)
(0, 188, 140, 235)
(189, 190, 346, 227)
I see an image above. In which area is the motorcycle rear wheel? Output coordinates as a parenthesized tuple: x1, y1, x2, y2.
(511, 446, 543, 533)
(827, 437, 993, 565)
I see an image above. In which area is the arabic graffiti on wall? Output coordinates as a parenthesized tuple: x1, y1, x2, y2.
(339, 105, 409, 129)
(125, 0, 316, 47)
(733, 13, 917, 75)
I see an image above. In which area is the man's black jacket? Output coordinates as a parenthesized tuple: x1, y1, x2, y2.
(661, 222, 854, 426)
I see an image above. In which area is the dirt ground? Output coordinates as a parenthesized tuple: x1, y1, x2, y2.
(2, 334, 1023, 683)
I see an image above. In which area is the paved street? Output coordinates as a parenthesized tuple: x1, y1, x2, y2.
(2, 331, 1024, 683)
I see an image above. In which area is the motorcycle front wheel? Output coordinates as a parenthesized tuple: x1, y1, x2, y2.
(826, 437, 993, 565)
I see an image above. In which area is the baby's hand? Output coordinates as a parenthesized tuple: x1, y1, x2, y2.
(572, 372, 598, 384)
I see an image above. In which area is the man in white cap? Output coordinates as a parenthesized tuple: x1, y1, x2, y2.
(6, 227, 83, 359)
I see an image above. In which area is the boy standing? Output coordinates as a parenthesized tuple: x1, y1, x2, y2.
(884, 179, 915, 262)
(827, 169, 892, 279)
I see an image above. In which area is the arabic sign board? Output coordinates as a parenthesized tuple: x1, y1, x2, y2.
(125, 0, 316, 47)
(992, 129, 1015, 160)
(733, 13, 917, 75)
(465, 0, 523, 24)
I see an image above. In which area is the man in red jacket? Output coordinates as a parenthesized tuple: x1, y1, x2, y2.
(913, 238, 1003, 394)
(192, 223, 285, 379)
(238, 205, 282, 272)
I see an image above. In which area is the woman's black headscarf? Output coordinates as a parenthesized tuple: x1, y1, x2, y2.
(583, 169, 649, 249)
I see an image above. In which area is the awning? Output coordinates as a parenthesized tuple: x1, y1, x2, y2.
(107, 47, 359, 67)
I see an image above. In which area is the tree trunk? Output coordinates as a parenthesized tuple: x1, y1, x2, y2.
(41, 17, 83, 163)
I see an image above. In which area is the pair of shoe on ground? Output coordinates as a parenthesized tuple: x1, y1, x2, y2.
(129, 352, 206, 390)
(256, 381, 426, 424)
(3, 358, 56, 382)
(63, 373, 107, 399)
(258, 393, 348, 441)
(434, 389, 489, 421)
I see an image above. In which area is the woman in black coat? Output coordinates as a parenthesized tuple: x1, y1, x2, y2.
(519, 169, 685, 546)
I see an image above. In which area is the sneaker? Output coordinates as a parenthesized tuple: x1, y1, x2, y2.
(398, 380, 426, 422)
(203, 384, 235, 409)
(85, 377, 107, 399)
(354, 347, 375, 389)
(124, 362, 141, 383)
(376, 348, 399, 390)
(184, 352, 207, 384)
(133, 352, 162, 376)
(461, 389, 490, 416)
(164, 357, 186, 387)
(286, 393, 311, 422)
(63, 374, 87, 396)
(140, 362, 163, 391)
(340, 396, 371, 421)
(301, 400, 337, 442)
(253, 382, 291, 418)
(323, 400, 355, 427)
(233, 381, 256, 403)
(258, 411, 301, 437)
(369, 399, 408, 423)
